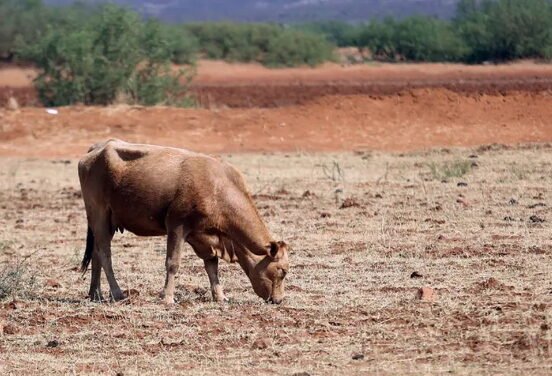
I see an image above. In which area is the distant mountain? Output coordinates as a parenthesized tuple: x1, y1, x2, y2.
(44, 0, 460, 22)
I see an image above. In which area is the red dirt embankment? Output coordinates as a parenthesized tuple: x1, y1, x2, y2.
(2, 61, 552, 107)
(1, 88, 551, 157)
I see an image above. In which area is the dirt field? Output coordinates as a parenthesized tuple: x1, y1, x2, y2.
(0, 61, 551, 374)
(2, 60, 552, 108)
(0, 146, 551, 374)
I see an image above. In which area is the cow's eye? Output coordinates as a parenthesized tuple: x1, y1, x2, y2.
(280, 269, 287, 278)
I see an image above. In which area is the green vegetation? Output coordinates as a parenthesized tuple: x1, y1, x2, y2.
(183, 23, 334, 67)
(355, 16, 468, 62)
(304, 0, 552, 63)
(454, 0, 552, 62)
(16, 4, 194, 106)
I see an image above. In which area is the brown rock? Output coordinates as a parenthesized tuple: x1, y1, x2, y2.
(3, 323, 18, 335)
(417, 287, 437, 302)
(251, 338, 271, 350)
(340, 197, 360, 209)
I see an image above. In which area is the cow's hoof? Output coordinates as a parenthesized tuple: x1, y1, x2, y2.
(89, 295, 105, 303)
(88, 291, 105, 303)
(163, 297, 175, 305)
(110, 292, 128, 302)
(214, 295, 229, 303)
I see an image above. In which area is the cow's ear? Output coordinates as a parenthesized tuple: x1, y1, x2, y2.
(268, 241, 280, 259)
(267, 241, 287, 259)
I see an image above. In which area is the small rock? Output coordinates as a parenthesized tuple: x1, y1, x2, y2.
(457, 182, 468, 187)
(503, 216, 515, 222)
(509, 198, 518, 205)
(352, 353, 364, 360)
(320, 212, 331, 218)
(417, 287, 437, 302)
(46, 340, 59, 348)
(468, 154, 478, 159)
(530, 215, 545, 223)
(340, 197, 360, 209)
(6, 97, 19, 111)
(252, 338, 270, 350)
(45, 279, 62, 289)
(302, 190, 314, 198)
(3, 324, 17, 335)
(456, 198, 469, 207)
(374, 193, 383, 199)
(410, 271, 423, 279)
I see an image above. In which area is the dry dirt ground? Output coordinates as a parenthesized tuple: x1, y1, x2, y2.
(0, 61, 551, 374)
(0, 145, 551, 375)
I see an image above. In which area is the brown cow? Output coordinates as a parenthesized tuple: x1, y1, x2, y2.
(78, 139, 289, 304)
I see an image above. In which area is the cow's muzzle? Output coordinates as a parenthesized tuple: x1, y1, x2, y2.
(267, 297, 282, 304)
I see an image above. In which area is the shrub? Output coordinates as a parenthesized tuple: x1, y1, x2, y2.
(19, 5, 195, 106)
(294, 21, 361, 47)
(264, 29, 335, 67)
(357, 16, 468, 62)
(0, 0, 49, 61)
(0, 258, 37, 301)
(184, 23, 334, 67)
(455, 0, 552, 62)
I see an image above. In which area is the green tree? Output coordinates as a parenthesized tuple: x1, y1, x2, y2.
(20, 5, 194, 106)
(455, 0, 552, 62)
(0, 0, 49, 61)
(394, 16, 468, 61)
(264, 29, 334, 67)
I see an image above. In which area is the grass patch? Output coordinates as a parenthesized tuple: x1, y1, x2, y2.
(427, 160, 472, 180)
(0, 257, 38, 301)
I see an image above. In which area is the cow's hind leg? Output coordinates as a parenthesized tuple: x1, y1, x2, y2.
(93, 215, 125, 302)
(162, 226, 184, 304)
(88, 250, 104, 301)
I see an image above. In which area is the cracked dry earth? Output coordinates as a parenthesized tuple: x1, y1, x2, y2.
(0, 145, 551, 375)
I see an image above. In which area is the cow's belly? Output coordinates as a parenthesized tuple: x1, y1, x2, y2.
(109, 195, 169, 237)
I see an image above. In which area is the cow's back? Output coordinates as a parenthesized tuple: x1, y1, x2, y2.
(78, 140, 239, 236)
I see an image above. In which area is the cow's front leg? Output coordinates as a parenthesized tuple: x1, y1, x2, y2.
(163, 228, 183, 304)
(204, 257, 228, 303)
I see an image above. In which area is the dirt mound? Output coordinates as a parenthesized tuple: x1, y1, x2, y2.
(1, 88, 551, 157)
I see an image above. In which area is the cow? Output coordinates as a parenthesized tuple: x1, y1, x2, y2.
(77, 139, 289, 304)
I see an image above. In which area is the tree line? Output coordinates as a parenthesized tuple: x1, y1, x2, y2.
(1, 0, 550, 106)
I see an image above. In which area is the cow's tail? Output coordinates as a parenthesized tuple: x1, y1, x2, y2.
(80, 227, 94, 275)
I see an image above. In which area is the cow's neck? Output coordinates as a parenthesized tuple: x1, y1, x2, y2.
(234, 246, 263, 278)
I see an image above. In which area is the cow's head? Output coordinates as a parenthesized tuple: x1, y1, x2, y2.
(249, 241, 289, 304)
